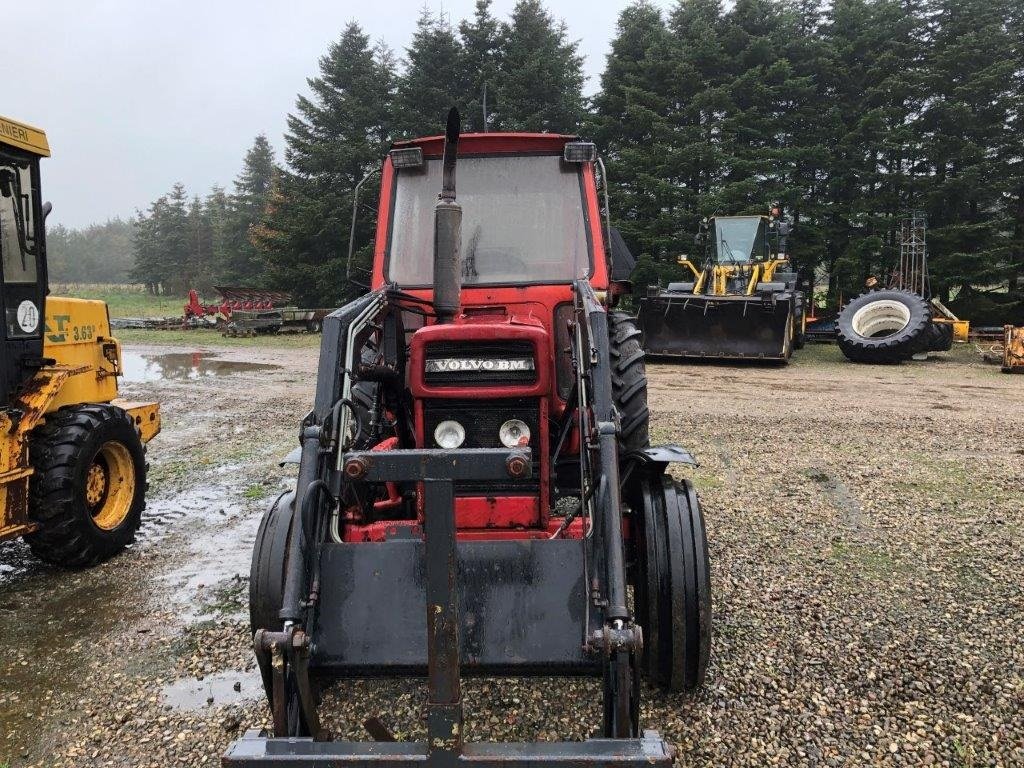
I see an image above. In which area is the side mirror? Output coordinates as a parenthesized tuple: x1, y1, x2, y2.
(694, 232, 706, 245)
(0, 168, 14, 197)
(42, 201, 53, 221)
(777, 222, 791, 236)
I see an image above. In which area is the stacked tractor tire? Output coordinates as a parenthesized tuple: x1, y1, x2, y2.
(836, 289, 951, 364)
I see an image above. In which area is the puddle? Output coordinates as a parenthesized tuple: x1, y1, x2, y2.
(161, 669, 263, 711)
(121, 351, 280, 383)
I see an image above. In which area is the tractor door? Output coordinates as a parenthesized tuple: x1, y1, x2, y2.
(0, 147, 48, 404)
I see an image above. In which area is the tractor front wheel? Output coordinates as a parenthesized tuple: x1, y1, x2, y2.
(26, 404, 147, 567)
(632, 474, 711, 692)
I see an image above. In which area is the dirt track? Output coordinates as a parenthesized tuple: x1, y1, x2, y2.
(1, 339, 1022, 767)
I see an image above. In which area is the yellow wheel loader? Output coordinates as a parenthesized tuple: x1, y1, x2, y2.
(0, 115, 159, 566)
(637, 209, 805, 362)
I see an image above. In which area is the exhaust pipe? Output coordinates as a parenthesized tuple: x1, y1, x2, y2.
(433, 107, 461, 324)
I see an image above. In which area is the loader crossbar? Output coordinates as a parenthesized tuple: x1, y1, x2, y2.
(223, 730, 675, 767)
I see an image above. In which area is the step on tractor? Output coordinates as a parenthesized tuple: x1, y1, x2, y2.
(0, 115, 160, 565)
(636, 208, 805, 362)
(226, 109, 712, 767)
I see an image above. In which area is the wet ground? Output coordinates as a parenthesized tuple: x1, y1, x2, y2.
(1, 341, 1022, 767)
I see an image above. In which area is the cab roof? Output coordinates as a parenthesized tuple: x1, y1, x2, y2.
(392, 132, 578, 158)
(0, 115, 50, 157)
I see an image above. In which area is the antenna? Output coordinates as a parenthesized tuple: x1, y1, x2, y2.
(481, 83, 488, 132)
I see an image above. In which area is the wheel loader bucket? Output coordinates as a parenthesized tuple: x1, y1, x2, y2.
(638, 293, 794, 361)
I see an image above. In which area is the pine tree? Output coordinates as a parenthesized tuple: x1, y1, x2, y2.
(491, 0, 585, 132)
(714, 0, 812, 214)
(460, 0, 502, 132)
(919, 0, 1017, 301)
(591, 2, 679, 264)
(393, 9, 467, 138)
(254, 23, 395, 305)
(221, 135, 276, 285)
(666, 0, 731, 235)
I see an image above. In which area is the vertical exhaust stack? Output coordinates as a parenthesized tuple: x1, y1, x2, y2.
(433, 108, 462, 324)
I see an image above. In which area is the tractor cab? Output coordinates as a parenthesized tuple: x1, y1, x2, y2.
(0, 116, 50, 404)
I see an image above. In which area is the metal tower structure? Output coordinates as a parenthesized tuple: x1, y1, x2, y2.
(896, 211, 929, 297)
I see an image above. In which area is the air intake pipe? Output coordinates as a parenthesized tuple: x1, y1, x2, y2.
(433, 107, 462, 324)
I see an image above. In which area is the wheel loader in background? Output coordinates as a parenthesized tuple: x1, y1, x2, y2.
(636, 208, 805, 362)
(0, 114, 160, 566)
(226, 109, 711, 767)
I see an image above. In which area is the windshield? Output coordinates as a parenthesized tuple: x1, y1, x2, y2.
(713, 216, 764, 264)
(0, 156, 38, 284)
(387, 154, 590, 286)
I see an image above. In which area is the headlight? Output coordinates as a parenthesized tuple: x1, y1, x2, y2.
(434, 420, 466, 449)
(499, 419, 531, 448)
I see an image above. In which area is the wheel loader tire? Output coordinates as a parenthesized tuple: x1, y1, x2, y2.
(609, 311, 649, 452)
(836, 289, 931, 364)
(25, 405, 146, 567)
(926, 320, 954, 352)
(249, 490, 296, 637)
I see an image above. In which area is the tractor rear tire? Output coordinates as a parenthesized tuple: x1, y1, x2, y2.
(26, 404, 146, 567)
(926, 320, 954, 352)
(837, 289, 931, 364)
(632, 475, 711, 693)
(250, 490, 296, 637)
(609, 312, 650, 452)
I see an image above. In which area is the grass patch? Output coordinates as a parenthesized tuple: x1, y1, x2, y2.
(243, 484, 266, 500)
(116, 327, 321, 349)
(200, 576, 248, 617)
(52, 283, 187, 318)
(830, 541, 900, 578)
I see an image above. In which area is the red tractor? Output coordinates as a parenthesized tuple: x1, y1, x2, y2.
(227, 110, 711, 768)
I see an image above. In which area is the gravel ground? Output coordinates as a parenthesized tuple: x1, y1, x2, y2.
(1, 341, 1021, 767)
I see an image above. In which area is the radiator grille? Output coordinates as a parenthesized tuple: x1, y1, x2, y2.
(423, 398, 540, 494)
(423, 341, 537, 386)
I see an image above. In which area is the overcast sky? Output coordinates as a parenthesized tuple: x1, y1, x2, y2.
(4, 1, 669, 229)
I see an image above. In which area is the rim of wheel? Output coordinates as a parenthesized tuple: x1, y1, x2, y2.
(851, 300, 911, 339)
(88, 441, 136, 530)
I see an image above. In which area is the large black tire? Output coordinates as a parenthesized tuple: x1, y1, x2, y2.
(632, 475, 711, 693)
(249, 490, 296, 637)
(837, 289, 931, 364)
(926, 320, 954, 352)
(609, 312, 650, 452)
(25, 404, 146, 567)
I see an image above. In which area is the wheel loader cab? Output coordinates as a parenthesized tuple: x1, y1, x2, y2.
(0, 121, 49, 405)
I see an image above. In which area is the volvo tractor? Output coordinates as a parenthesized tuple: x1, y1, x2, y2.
(226, 109, 712, 767)
(0, 114, 159, 566)
(637, 209, 805, 362)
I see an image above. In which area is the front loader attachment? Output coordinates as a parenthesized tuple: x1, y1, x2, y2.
(638, 292, 794, 361)
(224, 447, 675, 768)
